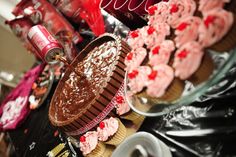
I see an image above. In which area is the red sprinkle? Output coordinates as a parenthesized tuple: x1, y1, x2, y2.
(204, 15, 215, 28)
(177, 22, 189, 31)
(148, 70, 158, 80)
(147, 26, 155, 35)
(24, 129, 28, 134)
(148, 5, 157, 15)
(177, 50, 189, 59)
(54, 130, 59, 137)
(128, 70, 139, 79)
(170, 4, 179, 13)
(152, 46, 160, 55)
(99, 122, 105, 129)
(116, 96, 124, 104)
(130, 31, 139, 38)
(126, 52, 134, 60)
(80, 136, 86, 142)
(162, 0, 169, 2)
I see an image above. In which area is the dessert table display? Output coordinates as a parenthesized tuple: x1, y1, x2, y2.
(1, 0, 236, 157)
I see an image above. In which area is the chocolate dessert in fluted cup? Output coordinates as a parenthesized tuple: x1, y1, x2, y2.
(48, 34, 131, 138)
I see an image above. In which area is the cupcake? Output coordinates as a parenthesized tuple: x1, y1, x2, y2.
(198, 0, 230, 13)
(127, 66, 151, 94)
(167, 0, 197, 28)
(79, 131, 106, 157)
(148, 40, 175, 66)
(145, 64, 184, 102)
(147, 2, 169, 25)
(114, 94, 143, 122)
(198, 8, 235, 52)
(124, 47, 147, 72)
(97, 117, 126, 146)
(172, 41, 214, 85)
(127, 29, 144, 50)
(141, 25, 170, 49)
(130, 65, 184, 103)
(173, 41, 204, 80)
(174, 16, 202, 48)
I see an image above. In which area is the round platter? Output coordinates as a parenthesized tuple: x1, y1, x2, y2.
(125, 48, 236, 117)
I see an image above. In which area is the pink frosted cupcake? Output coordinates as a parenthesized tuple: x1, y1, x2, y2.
(114, 94, 143, 122)
(172, 41, 214, 84)
(125, 47, 147, 72)
(141, 25, 170, 49)
(127, 29, 144, 50)
(137, 64, 184, 102)
(127, 66, 151, 94)
(167, 0, 197, 28)
(146, 64, 174, 98)
(97, 117, 126, 146)
(198, 9, 234, 51)
(115, 95, 131, 116)
(147, 2, 169, 24)
(79, 131, 106, 157)
(198, 0, 230, 13)
(174, 16, 202, 48)
(148, 40, 175, 66)
(173, 41, 204, 80)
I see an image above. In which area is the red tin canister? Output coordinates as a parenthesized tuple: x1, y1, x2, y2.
(28, 25, 64, 64)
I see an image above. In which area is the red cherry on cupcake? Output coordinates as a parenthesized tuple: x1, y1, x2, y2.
(128, 70, 139, 79)
(148, 70, 158, 80)
(152, 46, 160, 55)
(204, 16, 216, 28)
(116, 96, 124, 104)
(148, 5, 157, 15)
(170, 4, 179, 13)
(99, 122, 105, 129)
(80, 135, 86, 142)
(177, 22, 189, 31)
(177, 50, 189, 59)
(129, 31, 139, 38)
(147, 26, 155, 35)
(126, 52, 134, 60)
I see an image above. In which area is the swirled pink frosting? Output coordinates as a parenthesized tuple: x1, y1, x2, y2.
(115, 95, 130, 116)
(97, 117, 119, 141)
(173, 41, 204, 80)
(146, 64, 174, 97)
(148, 2, 169, 24)
(128, 66, 151, 94)
(142, 25, 170, 49)
(127, 29, 144, 49)
(125, 47, 147, 71)
(79, 131, 98, 155)
(198, 0, 230, 13)
(148, 40, 175, 66)
(198, 9, 233, 48)
(174, 16, 202, 48)
(167, 0, 196, 28)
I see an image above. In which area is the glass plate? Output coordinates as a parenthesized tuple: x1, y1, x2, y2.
(124, 48, 236, 117)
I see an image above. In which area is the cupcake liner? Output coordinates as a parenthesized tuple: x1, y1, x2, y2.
(188, 52, 214, 85)
(102, 145, 115, 157)
(120, 110, 143, 121)
(131, 114, 145, 126)
(105, 118, 127, 146)
(86, 142, 106, 157)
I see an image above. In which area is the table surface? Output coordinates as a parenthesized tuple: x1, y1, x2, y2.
(7, 70, 236, 157)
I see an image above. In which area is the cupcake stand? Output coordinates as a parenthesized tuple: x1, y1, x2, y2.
(2, 1, 236, 157)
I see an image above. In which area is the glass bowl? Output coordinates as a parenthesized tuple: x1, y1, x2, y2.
(124, 48, 236, 117)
